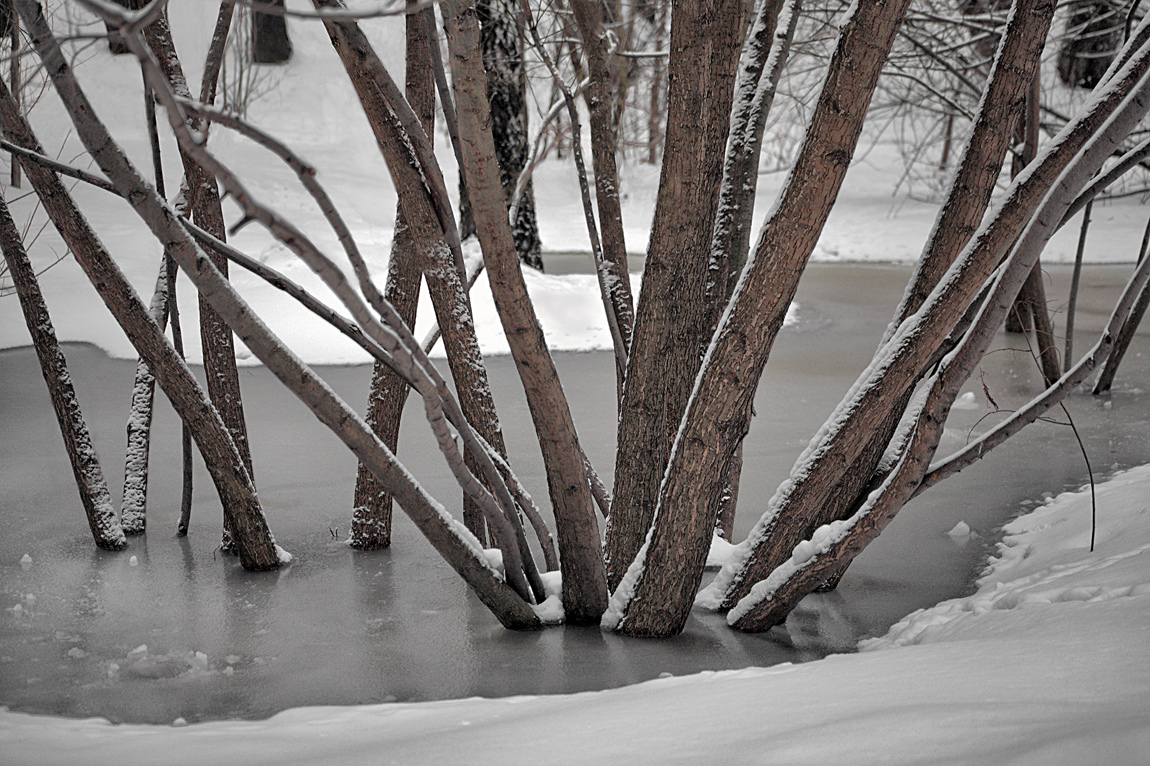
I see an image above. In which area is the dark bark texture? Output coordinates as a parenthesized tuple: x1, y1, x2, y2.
(349, 3, 432, 550)
(0, 51, 279, 570)
(0, 196, 125, 551)
(442, 0, 606, 623)
(252, 0, 292, 64)
(605, 0, 747, 594)
(476, 0, 542, 269)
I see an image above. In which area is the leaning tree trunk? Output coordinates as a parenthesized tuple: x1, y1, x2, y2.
(315, 1, 521, 561)
(0, 61, 279, 570)
(142, 5, 259, 550)
(441, 0, 607, 624)
(729, 43, 1150, 630)
(792, 0, 1059, 591)
(703, 15, 1150, 624)
(604, 0, 911, 638)
(1093, 212, 1150, 393)
(0, 197, 126, 551)
(604, 0, 747, 594)
(568, 0, 636, 360)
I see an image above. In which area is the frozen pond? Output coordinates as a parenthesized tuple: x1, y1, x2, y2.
(2, 263, 1147, 724)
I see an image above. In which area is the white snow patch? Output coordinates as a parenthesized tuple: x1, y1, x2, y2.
(952, 391, 979, 410)
(530, 571, 564, 624)
(705, 533, 738, 569)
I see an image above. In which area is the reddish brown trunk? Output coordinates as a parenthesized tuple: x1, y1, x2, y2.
(604, 0, 747, 594)
(441, 0, 607, 624)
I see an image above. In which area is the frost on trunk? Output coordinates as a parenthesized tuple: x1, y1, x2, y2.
(705, 19, 1150, 630)
(702, 0, 1055, 613)
(1, 11, 280, 570)
(442, 0, 606, 624)
(568, 0, 636, 360)
(728, 48, 1150, 630)
(350, 2, 431, 551)
(142, 4, 258, 553)
(605, 0, 910, 638)
(476, 0, 542, 270)
(0, 197, 125, 551)
(120, 259, 170, 535)
(604, 0, 746, 596)
(707, 0, 797, 319)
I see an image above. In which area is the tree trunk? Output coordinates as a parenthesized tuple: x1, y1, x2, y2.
(705, 14, 1150, 622)
(604, 0, 746, 594)
(569, 0, 636, 358)
(349, 2, 432, 551)
(794, 0, 1059, 592)
(442, 0, 607, 624)
(1093, 212, 1150, 392)
(0, 61, 279, 570)
(0, 197, 125, 551)
(476, 0, 541, 269)
(142, 5, 258, 551)
(252, 0, 292, 64)
(1007, 72, 1062, 385)
(120, 261, 170, 534)
(729, 48, 1150, 630)
(605, 0, 910, 638)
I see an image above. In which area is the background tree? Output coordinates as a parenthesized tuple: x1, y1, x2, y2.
(252, 0, 291, 64)
(459, 0, 542, 269)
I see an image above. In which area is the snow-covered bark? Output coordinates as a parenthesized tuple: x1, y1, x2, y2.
(0, 194, 125, 551)
(119, 261, 169, 535)
(755, 0, 1059, 590)
(707, 0, 797, 319)
(0, 20, 278, 569)
(349, 2, 430, 551)
(707, 17, 1150, 628)
(604, 0, 746, 597)
(441, 0, 607, 624)
(142, 3, 256, 553)
(568, 0, 636, 382)
(606, 0, 911, 638)
(727, 53, 1150, 629)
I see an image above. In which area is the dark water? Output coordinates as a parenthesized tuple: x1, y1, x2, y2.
(1, 263, 1146, 724)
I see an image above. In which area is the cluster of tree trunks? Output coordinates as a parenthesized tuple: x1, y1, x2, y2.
(7, 0, 1150, 641)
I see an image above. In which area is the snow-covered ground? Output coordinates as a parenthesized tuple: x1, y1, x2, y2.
(3, 3, 1149, 762)
(3, 466, 1148, 764)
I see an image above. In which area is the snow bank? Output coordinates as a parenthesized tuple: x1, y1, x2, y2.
(4, 467, 1147, 765)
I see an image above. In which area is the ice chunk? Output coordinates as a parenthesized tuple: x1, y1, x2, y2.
(19, 554, 32, 568)
(947, 521, 973, 538)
